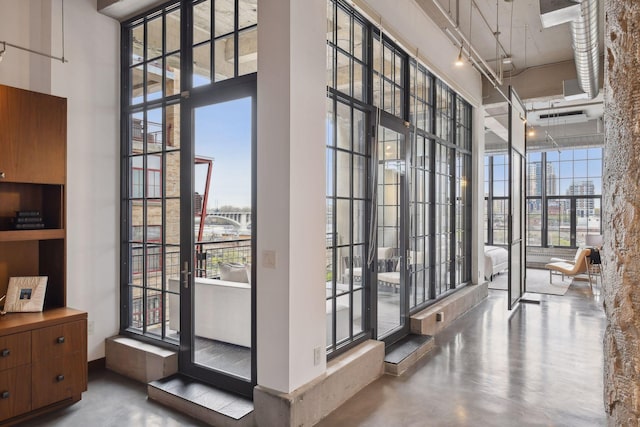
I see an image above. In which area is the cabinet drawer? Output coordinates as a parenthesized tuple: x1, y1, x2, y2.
(0, 332, 31, 372)
(31, 320, 86, 361)
(32, 352, 86, 410)
(0, 365, 31, 422)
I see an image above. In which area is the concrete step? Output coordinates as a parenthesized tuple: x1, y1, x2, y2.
(384, 334, 434, 376)
(148, 374, 254, 427)
(105, 335, 177, 383)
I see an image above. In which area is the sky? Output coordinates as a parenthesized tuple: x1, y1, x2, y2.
(195, 97, 252, 209)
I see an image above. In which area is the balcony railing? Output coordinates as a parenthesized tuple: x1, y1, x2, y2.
(195, 239, 251, 278)
(131, 238, 251, 282)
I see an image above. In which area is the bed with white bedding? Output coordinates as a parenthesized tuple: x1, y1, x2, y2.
(484, 245, 508, 281)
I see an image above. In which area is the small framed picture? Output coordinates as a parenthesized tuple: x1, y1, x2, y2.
(4, 276, 47, 312)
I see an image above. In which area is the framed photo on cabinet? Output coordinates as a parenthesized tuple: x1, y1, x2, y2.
(4, 276, 47, 312)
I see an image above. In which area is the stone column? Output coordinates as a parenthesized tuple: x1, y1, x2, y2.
(603, 0, 640, 424)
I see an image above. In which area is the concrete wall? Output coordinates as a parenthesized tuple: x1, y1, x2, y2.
(0, 0, 120, 362)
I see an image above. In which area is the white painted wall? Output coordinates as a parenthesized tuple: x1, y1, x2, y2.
(0, 0, 120, 361)
(257, 0, 327, 394)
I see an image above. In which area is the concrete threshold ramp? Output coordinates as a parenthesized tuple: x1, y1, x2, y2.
(148, 374, 254, 427)
(384, 334, 434, 376)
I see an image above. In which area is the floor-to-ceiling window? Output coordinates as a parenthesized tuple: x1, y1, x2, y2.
(121, 3, 182, 341)
(408, 61, 433, 307)
(326, 0, 474, 355)
(121, 0, 257, 350)
(485, 146, 602, 249)
(454, 97, 472, 287)
(325, 0, 370, 354)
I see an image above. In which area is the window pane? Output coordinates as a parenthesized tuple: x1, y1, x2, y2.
(164, 152, 180, 200)
(147, 64, 163, 101)
(214, 0, 235, 37)
(131, 112, 144, 154)
(336, 200, 351, 246)
(193, 42, 211, 87)
(353, 154, 366, 199)
(131, 65, 144, 105)
(336, 6, 351, 53)
(336, 102, 351, 150)
(165, 199, 180, 245)
(336, 151, 351, 198)
(526, 198, 542, 246)
(166, 8, 181, 53)
(166, 53, 181, 96)
(147, 16, 163, 60)
(194, 0, 211, 44)
(131, 24, 144, 64)
(166, 104, 180, 149)
(147, 108, 163, 153)
(238, 27, 257, 75)
(214, 35, 235, 82)
(238, 0, 257, 29)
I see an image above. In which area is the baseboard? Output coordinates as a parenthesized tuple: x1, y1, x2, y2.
(88, 357, 106, 372)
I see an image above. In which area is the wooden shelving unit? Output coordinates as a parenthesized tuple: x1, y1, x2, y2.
(0, 84, 87, 426)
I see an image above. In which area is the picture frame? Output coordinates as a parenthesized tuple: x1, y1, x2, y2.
(3, 276, 47, 313)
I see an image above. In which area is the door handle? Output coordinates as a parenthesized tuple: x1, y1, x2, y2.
(181, 261, 191, 289)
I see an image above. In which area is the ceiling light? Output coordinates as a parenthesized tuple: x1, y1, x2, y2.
(502, 56, 512, 64)
(528, 127, 536, 137)
(455, 44, 464, 67)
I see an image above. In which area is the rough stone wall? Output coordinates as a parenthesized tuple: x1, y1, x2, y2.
(603, 1, 640, 425)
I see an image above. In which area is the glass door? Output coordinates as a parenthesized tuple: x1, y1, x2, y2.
(508, 87, 526, 309)
(376, 112, 410, 343)
(179, 85, 256, 397)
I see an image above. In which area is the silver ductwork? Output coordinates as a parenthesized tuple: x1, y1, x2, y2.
(570, 0, 599, 99)
(540, 0, 600, 99)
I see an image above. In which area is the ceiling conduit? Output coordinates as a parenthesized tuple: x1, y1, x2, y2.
(570, 0, 599, 99)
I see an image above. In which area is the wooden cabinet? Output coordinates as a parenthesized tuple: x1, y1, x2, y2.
(0, 366, 31, 421)
(0, 84, 67, 309)
(0, 85, 66, 185)
(0, 309, 87, 425)
(0, 85, 86, 425)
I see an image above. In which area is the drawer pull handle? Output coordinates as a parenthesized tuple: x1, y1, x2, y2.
(0, 172, 5, 179)
(56, 374, 65, 382)
(0, 349, 9, 357)
(57, 336, 65, 344)
(1, 391, 9, 399)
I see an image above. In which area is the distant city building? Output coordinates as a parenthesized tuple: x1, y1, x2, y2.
(526, 160, 556, 196)
(567, 180, 595, 217)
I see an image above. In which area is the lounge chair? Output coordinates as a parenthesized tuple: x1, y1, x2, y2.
(545, 247, 592, 288)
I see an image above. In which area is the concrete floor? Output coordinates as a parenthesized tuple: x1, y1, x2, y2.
(25, 281, 605, 427)
(24, 369, 207, 427)
(319, 282, 606, 426)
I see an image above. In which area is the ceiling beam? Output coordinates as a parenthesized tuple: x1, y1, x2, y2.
(482, 58, 604, 106)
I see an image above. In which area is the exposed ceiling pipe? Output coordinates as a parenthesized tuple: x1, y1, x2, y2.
(430, 0, 503, 86)
(570, 0, 599, 98)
